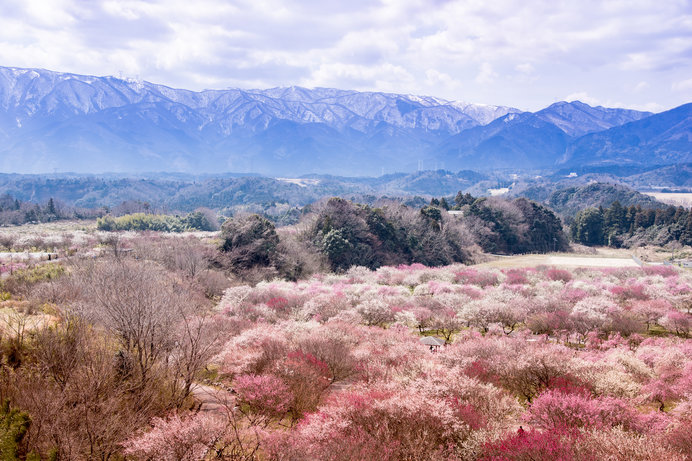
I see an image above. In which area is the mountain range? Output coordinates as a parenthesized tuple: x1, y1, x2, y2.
(0, 66, 689, 176)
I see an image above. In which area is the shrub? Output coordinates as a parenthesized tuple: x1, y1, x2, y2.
(122, 412, 224, 461)
(219, 214, 280, 271)
(97, 211, 218, 233)
(643, 265, 677, 277)
(525, 389, 646, 432)
(454, 268, 499, 287)
(481, 427, 578, 461)
(0, 400, 35, 460)
(234, 374, 292, 420)
(546, 268, 572, 283)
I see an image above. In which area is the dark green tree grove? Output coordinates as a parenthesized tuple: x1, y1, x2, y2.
(571, 208, 605, 246)
(220, 213, 280, 270)
(572, 201, 692, 247)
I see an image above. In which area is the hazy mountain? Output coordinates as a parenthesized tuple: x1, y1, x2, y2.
(0, 66, 518, 175)
(0, 66, 687, 176)
(562, 103, 692, 167)
(535, 101, 652, 137)
(434, 112, 571, 170)
(623, 163, 692, 188)
(432, 102, 655, 170)
(0, 169, 491, 211)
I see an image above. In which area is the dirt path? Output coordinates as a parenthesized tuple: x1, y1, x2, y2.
(192, 379, 352, 416)
(191, 383, 233, 413)
(328, 381, 351, 395)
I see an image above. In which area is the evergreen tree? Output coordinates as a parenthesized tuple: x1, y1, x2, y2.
(439, 197, 450, 210)
(0, 400, 39, 460)
(681, 213, 692, 246)
(603, 200, 626, 234)
(219, 214, 280, 270)
(454, 192, 475, 208)
(46, 198, 56, 216)
(572, 208, 605, 246)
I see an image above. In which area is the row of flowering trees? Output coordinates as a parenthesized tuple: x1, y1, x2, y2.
(217, 263, 691, 340)
(125, 263, 692, 460)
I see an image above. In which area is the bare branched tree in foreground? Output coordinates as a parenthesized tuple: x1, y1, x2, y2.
(75, 258, 222, 403)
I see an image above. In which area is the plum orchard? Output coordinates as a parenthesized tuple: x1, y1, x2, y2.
(125, 263, 692, 460)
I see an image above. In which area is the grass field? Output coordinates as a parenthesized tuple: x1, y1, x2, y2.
(477, 253, 639, 269)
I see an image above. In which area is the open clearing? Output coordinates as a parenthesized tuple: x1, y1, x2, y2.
(546, 256, 639, 267)
(478, 252, 640, 268)
(644, 192, 692, 207)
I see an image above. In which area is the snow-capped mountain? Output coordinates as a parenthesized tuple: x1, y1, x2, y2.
(0, 66, 683, 176)
(535, 101, 652, 137)
(0, 66, 523, 174)
(0, 66, 517, 133)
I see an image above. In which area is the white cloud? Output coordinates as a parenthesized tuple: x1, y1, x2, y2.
(633, 81, 649, 93)
(0, 0, 689, 110)
(515, 63, 535, 75)
(475, 62, 497, 84)
(672, 79, 692, 92)
(564, 92, 605, 107)
(425, 69, 461, 90)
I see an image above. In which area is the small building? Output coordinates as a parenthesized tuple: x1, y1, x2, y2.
(420, 336, 445, 352)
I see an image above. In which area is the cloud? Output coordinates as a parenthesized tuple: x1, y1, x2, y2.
(425, 69, 461, 91)
(0, 0, 689, 110)
(564, 92, 607, 107)
(475, 62, 497, 84)
(633, 81, 649, 93)
(672, 79, 692, 92)
(515, 63, 535, 75)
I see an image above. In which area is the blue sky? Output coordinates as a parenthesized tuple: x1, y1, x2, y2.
(1, 0, 690, 111)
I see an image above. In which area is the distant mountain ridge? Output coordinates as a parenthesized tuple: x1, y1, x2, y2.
(0, 169, 491, 211)
(0, 66, 688, 175)
(0, 67, 515, 130)
(563, 103, 692, 167)
(535, 101, 652, 137)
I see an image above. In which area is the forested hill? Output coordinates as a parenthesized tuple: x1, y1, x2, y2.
(520, 182, 664, 217)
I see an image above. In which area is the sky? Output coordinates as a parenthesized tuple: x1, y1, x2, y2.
(0, 0, 690, 112)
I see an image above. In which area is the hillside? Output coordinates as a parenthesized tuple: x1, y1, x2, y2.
(0, 170, 497, 213)
(535, 101, 651, 137)
(522, 182, 665, 217)
(562, 103, 692, 168)
(623, 163, 692, 189)
(435, 112, 571, 169)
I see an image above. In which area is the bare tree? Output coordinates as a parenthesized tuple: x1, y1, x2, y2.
(169, 310, 225, 406)
(5, 318, 163, 459)
(76, 259, 189, 386)
(171, 237, 209, 278)
(75, 258, 223, 404)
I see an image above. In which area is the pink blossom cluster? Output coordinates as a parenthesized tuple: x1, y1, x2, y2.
(126, 263, 692, 460)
